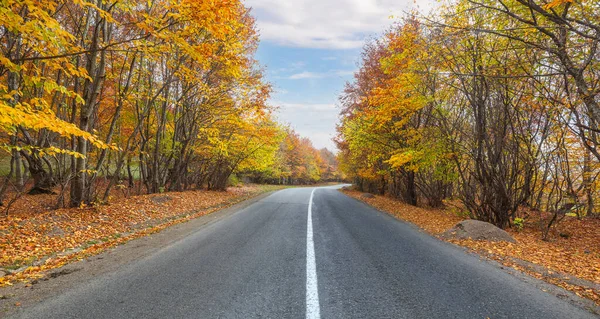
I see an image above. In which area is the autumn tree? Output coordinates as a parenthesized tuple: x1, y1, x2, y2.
(337, 1, 600, 229)
(1, 0, 325, 211)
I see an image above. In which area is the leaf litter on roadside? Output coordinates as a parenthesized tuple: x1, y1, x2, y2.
(342, 189, 600, 305)
(0, 185, 282, 286)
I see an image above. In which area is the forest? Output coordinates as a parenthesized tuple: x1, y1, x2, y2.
(0, 0, 340, 213)
(0, 0, 600, 310)
(337, 0, 600, 234)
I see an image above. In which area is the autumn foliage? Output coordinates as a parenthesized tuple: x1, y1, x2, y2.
(0, 0, 338, 213)
(337, 1, 600, 232)
(336, 0, 600, 304)
(241, 128, 341, 185)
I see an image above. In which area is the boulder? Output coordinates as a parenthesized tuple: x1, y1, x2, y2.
(360, 193, 375, 199)
(440, 220, 516, 243)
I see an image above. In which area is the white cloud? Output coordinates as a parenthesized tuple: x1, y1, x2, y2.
(246, 0, 435, 49)
(271, 61, 306, 74)
(281, 103, 337, 111)
(275, 102, 340, 150)
(286, 70, 354, 80)
(288, 71, 321, 80)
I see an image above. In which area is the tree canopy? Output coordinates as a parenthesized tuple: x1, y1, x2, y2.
(0, 0, 338, 209)
(337, 0, 600, 230)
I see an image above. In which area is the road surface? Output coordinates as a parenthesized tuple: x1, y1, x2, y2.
(12, 186, 597, 318)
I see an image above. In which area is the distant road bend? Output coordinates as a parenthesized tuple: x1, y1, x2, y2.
(13, 186, 596, 318)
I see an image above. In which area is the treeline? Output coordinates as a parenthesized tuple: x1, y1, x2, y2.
(239, 128, 342, 185)
(0, 0, 336, 210)
(337, 0, 599, 230)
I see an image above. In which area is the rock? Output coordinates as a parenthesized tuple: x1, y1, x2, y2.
(440, 220, 516, 243)
(0, 270, 6, 278)
(360, 193, 375, 199)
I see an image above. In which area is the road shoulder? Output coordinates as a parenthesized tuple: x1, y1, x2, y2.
(0, 190, 276, 317)
(338, 189, 600, 316)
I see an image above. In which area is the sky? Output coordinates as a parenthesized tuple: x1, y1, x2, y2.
(245, 0, 435, 151)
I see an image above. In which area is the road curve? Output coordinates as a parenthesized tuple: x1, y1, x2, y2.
(12, 186, 596, 318)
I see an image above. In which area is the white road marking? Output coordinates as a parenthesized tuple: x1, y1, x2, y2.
(306, 188, 321, 319)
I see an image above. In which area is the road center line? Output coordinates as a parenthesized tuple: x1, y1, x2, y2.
(306, 188, 321, 319)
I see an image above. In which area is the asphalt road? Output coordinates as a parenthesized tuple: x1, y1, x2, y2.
(12, 186, 597, 318)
